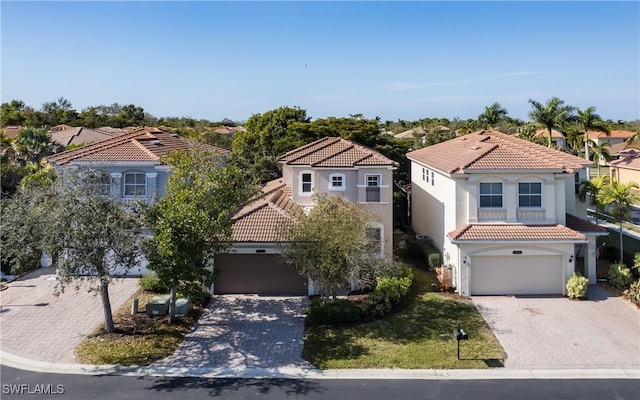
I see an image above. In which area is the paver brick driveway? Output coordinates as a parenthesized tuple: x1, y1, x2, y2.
(472, 285, 640, 369)
(154, 295, 312, 370)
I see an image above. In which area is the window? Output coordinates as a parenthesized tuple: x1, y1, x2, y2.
(518, 182, 542, 207)
(329, 173, 345, 191)
(85, 171, 111, 196)
(431, 171, 435, 186)
(124, 173, 146, 197)
(299, 171, 313, 195)
(422, 167, 428, 182)
(366, 227, 383, 255)
(479, 182, 503, 208)
(365, 174, 381, 202)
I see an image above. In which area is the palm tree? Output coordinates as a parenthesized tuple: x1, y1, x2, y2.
(578, 175, 610, 225)
(598, 180, 640, 262)
(575, 107, 609, 177)
(478, 102, 508, 130)
(11, 127, 55, 166)
(528, 97, 576, 148)
(589, 141, 611, 176)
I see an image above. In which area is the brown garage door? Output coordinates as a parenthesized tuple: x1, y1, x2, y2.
(214, 254, 307, 295)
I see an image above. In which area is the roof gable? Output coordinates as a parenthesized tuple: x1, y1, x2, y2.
(277, 137, 397, 168)
(407, 130, 590, 174)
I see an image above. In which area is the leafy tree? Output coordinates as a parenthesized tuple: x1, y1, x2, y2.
(578, 176, 610, 225)
(589, 141, 611, 177)
(478, 102, 508, 130)
(575, 107, 609, 177)
(528, 97, 576, 147)
(1, 100, 27, 126)
(231, 106, 310, 183)
(11, 127, 60, 166)
(278, 195, 395, 299)
(146, 148, 253, 323)
(1, 169, 145, 333)
(598, 180, 640, 262)
(40, 97, 78, 126)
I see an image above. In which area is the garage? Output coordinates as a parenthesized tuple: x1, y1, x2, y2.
(470, 255, 564, 295)
(214, 254, 307, 295)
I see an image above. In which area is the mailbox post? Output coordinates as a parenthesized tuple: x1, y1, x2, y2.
(453, 322, 469, 360)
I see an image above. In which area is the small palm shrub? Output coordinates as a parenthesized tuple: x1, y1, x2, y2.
(623, 280, 640, 307)
(428, 253, 441, 270)
(566, 273, 588, 300)
(608, 263, 634, 289)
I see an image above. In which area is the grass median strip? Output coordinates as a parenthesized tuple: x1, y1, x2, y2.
(303, 268, 505, 369)
(75, 290, 202, 366)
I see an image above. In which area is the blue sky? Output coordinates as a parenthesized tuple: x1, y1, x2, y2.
(2, 1, 639, 122)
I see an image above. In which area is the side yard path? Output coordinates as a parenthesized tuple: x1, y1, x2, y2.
(0, 268, 139, 363)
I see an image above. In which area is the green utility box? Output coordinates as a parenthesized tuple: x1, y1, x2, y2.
(145, 296, 170, 316)
(175, 298, 192, 317)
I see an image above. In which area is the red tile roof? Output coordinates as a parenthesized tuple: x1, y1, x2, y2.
(448, 223, 586, 242)
(565, 214, 608, 234)
(588, 130, 637, 139)
(48, 127, 229, 166)
(609, 150, 640, 170)
(231, 179, 303, 242)
(278, 137, 397, 168)
(407, 130, 590, 174)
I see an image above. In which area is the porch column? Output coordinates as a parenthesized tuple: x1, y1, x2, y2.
(586, 236, 598, 284)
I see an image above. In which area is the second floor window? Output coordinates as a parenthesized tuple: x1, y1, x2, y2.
(519, 182, 542, 207)
(124, 173, 146, 197)
(300, 172, 312, 194)
(365, 226, 383, 255)
(479, 182, 503, 208)
(365, 174, 381, 202)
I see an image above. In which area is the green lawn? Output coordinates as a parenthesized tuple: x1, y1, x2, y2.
(302, 268, 505, 369)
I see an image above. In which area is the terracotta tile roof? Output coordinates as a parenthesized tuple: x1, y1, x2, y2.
(1, 126, 21, 139)
(50, 126, 123, 147)
(609, 150, 640, 170)
(407, 130, 590, 174)
(448, 223, 586, 242)
(231, 178, 303, 242)
(565, 214, 608, 234)
(534, 128, 565, 139)
(48, 127, 229, 166)
(588, 130, 637, 139)
(278, 137, 397, 168)
(394, 127, 427, 139)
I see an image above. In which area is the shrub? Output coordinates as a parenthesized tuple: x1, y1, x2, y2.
(623, 279, 640, 307)
(178, 282, 211, 307)
(359, 267, 413, 317)
(608, 263, 634, 289)
(139, 273, 171, 293)
(427, 253, 441, 270)
(306, 298, 362, 326)
(565, 273, 588, 300)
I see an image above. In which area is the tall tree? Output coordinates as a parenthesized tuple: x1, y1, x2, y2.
(11, 127, 59, 166)
(598, 180, 640, 262)
(478, 102, 508, 130)
(528, 97, 576, 148)
(146, 148, 253, 323)
(590, 141, 611, 177)
(578, 175, 610, 225)
(1, 100, 27, 126)
(278, 195, 395, 299)
(1, 169, 145, 333)
(575, 107, 609, 178)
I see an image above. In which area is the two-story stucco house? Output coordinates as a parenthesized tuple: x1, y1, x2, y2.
(47, 127, 229, 275)
(213, 136, 397, 296)
(407, 130, 607, 297)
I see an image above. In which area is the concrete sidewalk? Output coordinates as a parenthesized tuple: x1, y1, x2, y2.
(2, 350, 639, 380)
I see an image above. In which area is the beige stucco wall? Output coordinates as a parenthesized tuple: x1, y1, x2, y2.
(611, 166, 640, 186)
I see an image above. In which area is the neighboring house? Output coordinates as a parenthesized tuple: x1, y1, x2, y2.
(47, 127, 229, 276)
(213, 136, 397, 296)
(1, 126, 22, 139)
(588, 130, 637, 148)
(395, 127, 427, 140)
(407, 130, 607, 297)
(534, 128, 568, 150)
(213, 125, 246, 139)
(49, 126, 125, 147)
(609, 149, 640, 186)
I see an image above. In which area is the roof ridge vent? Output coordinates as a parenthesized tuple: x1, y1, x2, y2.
(150, 139, 161, 145)
(170, 133, 179, 137)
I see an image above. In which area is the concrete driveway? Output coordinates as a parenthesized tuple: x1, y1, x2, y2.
(153, 295, 312, 370)
(0, 268, 140, 363)
(472, 285, 640, 369)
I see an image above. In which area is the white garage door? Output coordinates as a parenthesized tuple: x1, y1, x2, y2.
(471, 255, 563, 295)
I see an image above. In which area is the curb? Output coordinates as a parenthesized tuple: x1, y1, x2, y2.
(2, 351, 639, 380)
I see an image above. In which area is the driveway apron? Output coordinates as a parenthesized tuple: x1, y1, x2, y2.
(154, 295, 312, 369)
(472, 285, 640, 369)
(0, 268, 140, 363)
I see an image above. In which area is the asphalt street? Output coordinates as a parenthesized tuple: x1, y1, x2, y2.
(1, 366, 638, 400)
